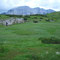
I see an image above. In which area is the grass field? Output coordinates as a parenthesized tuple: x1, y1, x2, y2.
(0, 21, 60, 60)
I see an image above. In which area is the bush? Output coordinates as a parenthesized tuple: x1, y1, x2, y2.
(38, 37, 60, 44)
(33, 20, 38, 23)
(45, 19, 50, 22)
(34, 17, 37, 19)
(40, 17, 43, 19)
(0, 15, 9, 18)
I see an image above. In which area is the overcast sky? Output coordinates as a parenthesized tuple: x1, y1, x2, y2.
(0, 0, 60, 11)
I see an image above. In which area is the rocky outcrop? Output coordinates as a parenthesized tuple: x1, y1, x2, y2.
(0, 18, 24, 26)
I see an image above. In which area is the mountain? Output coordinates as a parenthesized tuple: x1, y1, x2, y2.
(0, 9, 8, 14)
(2, 6, 55, 15)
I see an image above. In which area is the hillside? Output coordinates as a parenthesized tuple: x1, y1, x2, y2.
(47, 12, 60, 22)
(0, 11, 60, 22)
(0, 13, 60, 60)
(0, 12, 60, 24)
(0, 21, 60, 60)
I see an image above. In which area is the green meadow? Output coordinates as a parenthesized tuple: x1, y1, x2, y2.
(0, 13, 60, 60)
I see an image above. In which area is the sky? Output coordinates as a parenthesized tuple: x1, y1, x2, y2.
(0, 0, 60, 11)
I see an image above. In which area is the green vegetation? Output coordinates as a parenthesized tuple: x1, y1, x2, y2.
(0, 15, 10, 21)
(39, 37, 60, 44)
(0, 13, 60, 60)
(47, 12, 60, 22)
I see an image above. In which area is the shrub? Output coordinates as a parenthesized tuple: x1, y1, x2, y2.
(33, 20, 38, 23)
(38, 37, 60, 44)
(0, 15, 9, 20)
(45, 19, 50, 22)
(34, 17, 37, 19)
(40, 17, 43, 19)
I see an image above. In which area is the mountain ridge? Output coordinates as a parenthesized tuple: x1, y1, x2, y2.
(2, 6, 55, 15)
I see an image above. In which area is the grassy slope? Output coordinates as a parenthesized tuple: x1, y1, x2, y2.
(0, 13, 60, 60)
(47, 12, 60, 22)
(0, 22, 60, 60)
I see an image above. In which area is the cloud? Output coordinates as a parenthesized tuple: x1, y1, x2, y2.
(0, 0, 60, 11)
(0, 0, 25, 10)
(25, 0, 60, 11)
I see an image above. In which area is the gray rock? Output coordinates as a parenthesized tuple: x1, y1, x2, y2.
(56, 52, 60, 55)
(0, 18, 24, 26)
